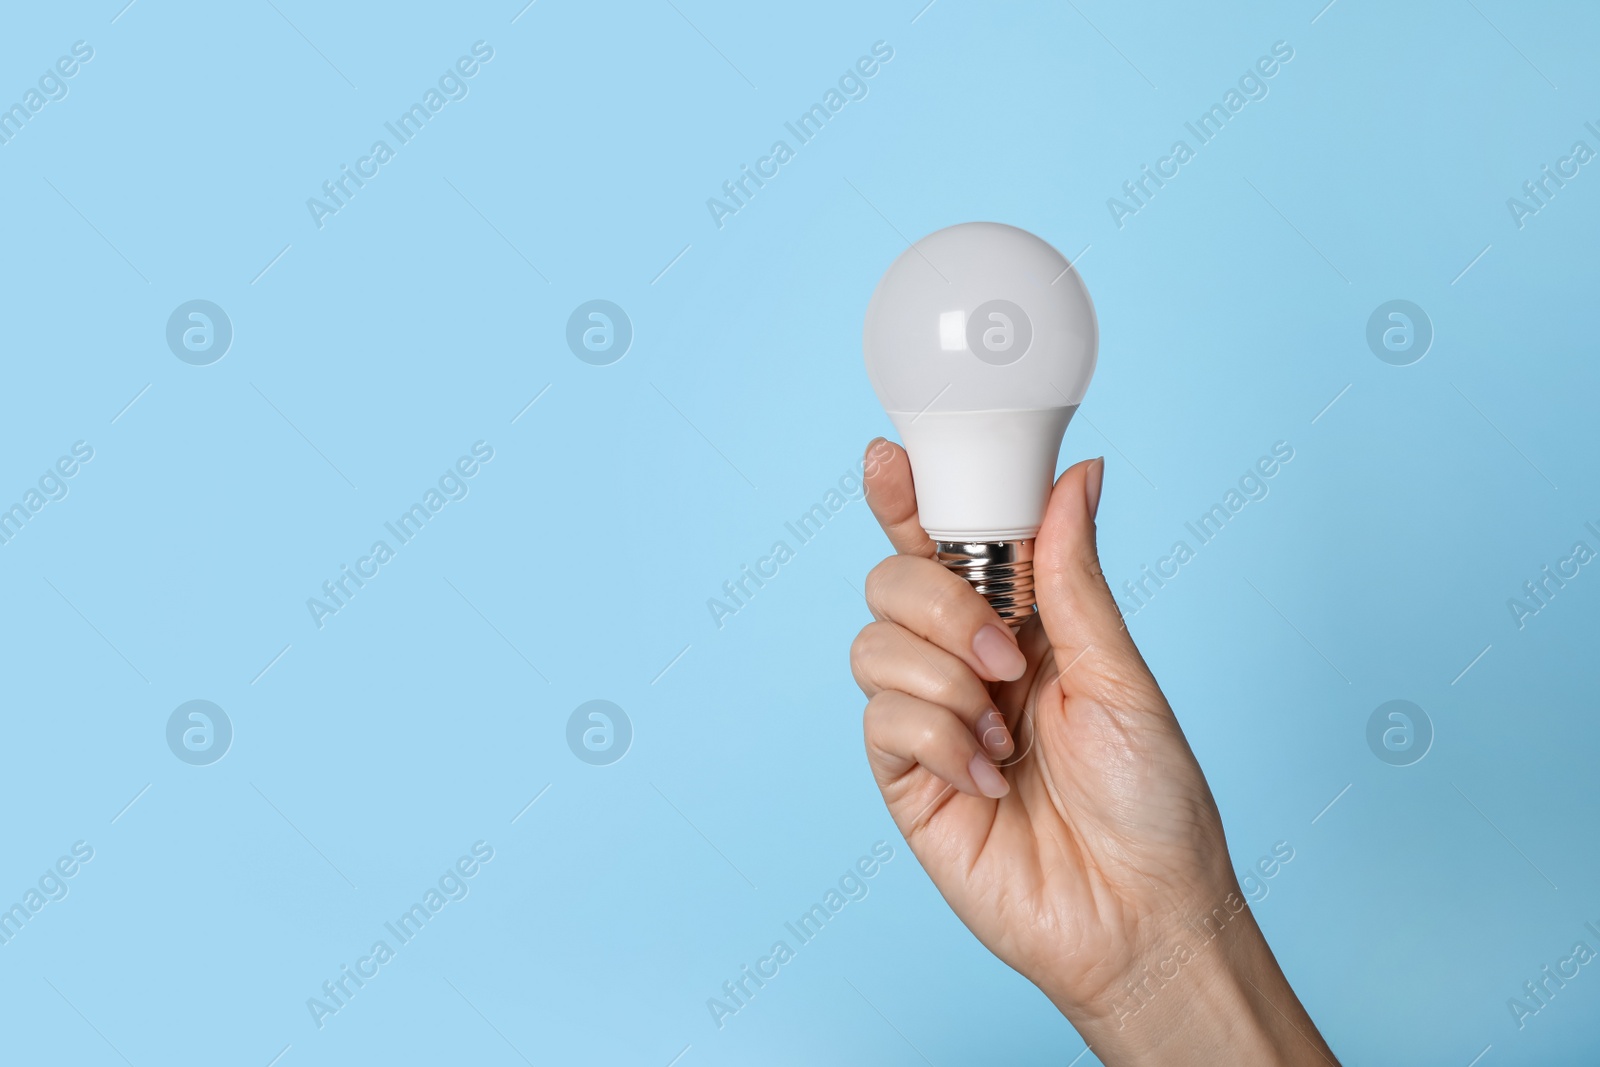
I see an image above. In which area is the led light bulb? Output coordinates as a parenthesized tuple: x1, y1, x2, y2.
(863, 222, 1098, 627)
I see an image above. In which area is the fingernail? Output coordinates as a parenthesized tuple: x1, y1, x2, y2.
(1086, 457, 1105, 521)
(978, 709, 1013, 758)
(973, 624, 1027, 681)
(968, 752, 1010, 798)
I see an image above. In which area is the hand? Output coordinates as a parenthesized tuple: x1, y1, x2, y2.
(850, 439, 1338, 1065)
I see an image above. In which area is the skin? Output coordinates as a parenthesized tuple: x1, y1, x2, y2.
(850, 438, 1339, 1065)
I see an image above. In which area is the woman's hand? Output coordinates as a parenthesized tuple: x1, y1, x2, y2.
(850, 439, 1337, 1065)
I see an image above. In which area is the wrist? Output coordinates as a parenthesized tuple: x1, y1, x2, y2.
(1046, 890, 1338, 1066)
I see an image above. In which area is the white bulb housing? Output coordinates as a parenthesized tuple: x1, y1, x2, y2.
(863, 222, 1098, 543)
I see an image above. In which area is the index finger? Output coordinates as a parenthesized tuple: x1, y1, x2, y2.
(862, 438, 936, 559)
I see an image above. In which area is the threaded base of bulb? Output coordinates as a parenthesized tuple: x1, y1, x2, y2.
(936, 540, 1036, 629)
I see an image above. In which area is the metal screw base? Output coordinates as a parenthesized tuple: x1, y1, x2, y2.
(936, 540, 1036, 628)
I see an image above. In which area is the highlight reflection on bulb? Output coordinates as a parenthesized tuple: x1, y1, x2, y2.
(863, 222, 1098, 626)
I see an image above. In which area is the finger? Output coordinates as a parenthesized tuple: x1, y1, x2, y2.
(863, 438, 936, 558)
(865, 554, 1028, 683)
(864, 690, 1010, 799)
(1034, 457, 1164, 702)
(850, 620, 1014, 760)
(992, 612, 1055, 712)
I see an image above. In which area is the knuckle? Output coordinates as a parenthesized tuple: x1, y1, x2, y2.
(925, 574, 974, 630)
(863, 557, 898, 611)
(929, 669, 967, 707)
(849, 625, 874, 668)
(862, 692, 895, 736)
(849, 624, 889, 688)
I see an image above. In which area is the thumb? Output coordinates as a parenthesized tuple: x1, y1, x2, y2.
(1033, 458, 1156, 702)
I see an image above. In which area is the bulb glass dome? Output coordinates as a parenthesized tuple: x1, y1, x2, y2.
(863, 222, 1099, 543)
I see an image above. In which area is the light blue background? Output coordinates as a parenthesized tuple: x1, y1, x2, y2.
(1, 1, 1596, 1064)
